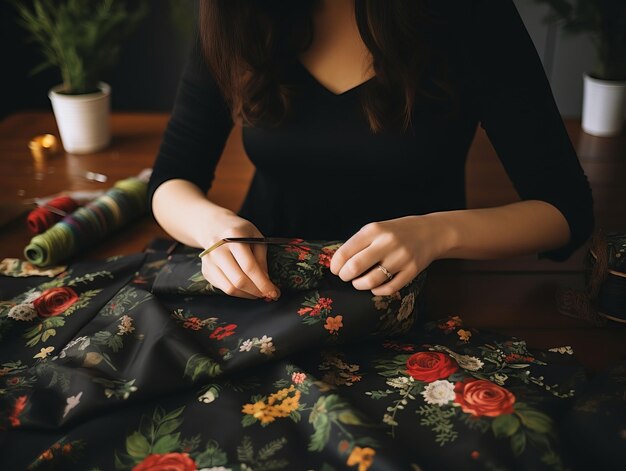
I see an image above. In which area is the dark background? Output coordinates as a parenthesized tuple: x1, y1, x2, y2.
(0, 1, 601, 120)
(0, 0, 198, 120)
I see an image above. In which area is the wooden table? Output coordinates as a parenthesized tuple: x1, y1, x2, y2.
(1, 112, 625, 372)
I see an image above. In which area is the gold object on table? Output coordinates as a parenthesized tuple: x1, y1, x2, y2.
(29, 134, 59, 159)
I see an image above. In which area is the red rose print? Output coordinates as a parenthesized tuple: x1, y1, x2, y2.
(405, 352, 458, 382)
(209, 324, 237, 340)
(454, 378, 516, 417)
(132, 452, 197, 471)
(8, 395, 27, 427)
(33, 287, 79, 318)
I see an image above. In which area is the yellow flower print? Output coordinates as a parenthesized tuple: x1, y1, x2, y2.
(347, 446, 376, 471)
(457, 329, 472, 342)
(33, 346, 54, 359)
(242, 385, 301, 425)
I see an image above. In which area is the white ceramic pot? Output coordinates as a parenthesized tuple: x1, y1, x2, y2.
(48, 82, 111, 154)
(582, 72, 626, 137)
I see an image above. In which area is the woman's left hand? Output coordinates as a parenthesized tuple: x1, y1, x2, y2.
(329, 215, 454, 295)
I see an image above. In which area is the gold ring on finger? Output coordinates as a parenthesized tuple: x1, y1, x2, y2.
(376, 264, 394, 282)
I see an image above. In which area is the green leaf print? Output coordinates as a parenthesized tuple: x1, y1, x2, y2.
(308, 413, 331, 452)
(151, 433, 180, 454)
(517, 409, 554, 434)
(126, 432, 149, 459)
(156, 417, 183, 437)
(511, 430, 527, 456)
(184, 354, 222, 381)
(195, 439, 228, 467)
(237, 436, 255, 462)
(258, 438, 288, 461)
(491, 414, 520, 438)
(416, 404, 459, 446)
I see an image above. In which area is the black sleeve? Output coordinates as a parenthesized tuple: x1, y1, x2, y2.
(461, 0, 594, 261)
(147, 35, 235, 215)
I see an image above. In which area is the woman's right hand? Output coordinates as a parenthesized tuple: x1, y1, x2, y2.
(200, 211, 281, 300)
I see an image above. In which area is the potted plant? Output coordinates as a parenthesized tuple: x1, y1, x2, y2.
(530, 0, 626, 136)
(13, 0, 147, 153)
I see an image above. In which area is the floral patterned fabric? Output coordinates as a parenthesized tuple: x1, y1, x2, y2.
(0, 239, 607, 470)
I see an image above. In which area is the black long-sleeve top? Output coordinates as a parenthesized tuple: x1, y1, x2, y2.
(148, 0, 594, 261)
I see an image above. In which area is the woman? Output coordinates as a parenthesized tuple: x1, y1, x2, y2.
(149, 0, 594, 301)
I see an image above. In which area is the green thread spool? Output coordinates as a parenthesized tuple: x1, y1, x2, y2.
(24, 177, 148, 266)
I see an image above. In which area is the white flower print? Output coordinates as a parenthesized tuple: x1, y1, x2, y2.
(8, 303, 37, 321)
(421, 380, 456, 406)
(59, 336, 90, 358)
(63, 392, 83, 418)
(260, 340, 275, 355)
(382, 413, 398, 426)
(386, 376, 413, 389)
(548, 346, 574, 355)
(22, 291, 42, 304)
(198, 389, 216, 404)
(451, 353, 484, 371)
(117, 315, 135, 336)
(239, 339, 254, 352)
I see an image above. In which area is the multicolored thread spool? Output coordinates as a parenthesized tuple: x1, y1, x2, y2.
(24, 177, 148, 267)
(26, 195, 80, 235)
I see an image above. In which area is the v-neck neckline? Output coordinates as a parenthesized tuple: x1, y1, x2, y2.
(295, 60, 375, 97)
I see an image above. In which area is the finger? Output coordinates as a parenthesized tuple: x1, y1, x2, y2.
(231, 243, 280, 299)
(252, 242, 269, 276)
(336, 242, 385, 282)
(209, 247, 264, 297)
(370, 268, 419, 296)
(351, 265, 397, 291)
(251, 243, 281, 298)
(202, 260, 259, 299)
(350, 249, 406, 290)
(330, 224, 379, 276)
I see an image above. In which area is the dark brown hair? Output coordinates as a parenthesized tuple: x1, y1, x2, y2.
(199, 0, 458, 134)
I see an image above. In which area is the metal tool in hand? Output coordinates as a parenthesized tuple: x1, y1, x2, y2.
(198, 237, 307, 258)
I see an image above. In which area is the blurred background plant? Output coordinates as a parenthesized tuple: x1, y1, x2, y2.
(12, 0, 148, 95)
(529, 0, 626, 80)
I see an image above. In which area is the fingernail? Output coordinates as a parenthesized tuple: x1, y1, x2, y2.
(265, 289, 280, 300)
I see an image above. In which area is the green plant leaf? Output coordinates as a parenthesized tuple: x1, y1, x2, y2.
(242, 414, 257, 428)
(156, 418, 183, 437)
(237, 436, 254, 463)
(41, 329, 56, 342)
(308, 414, 331, 452)
(161, 406, 185, 422)
(492, 414, 520, 438)
(126, 432, 149, 459)
(258, 437, 287, 460)
(195, 439, 228, 467)
(511, 430, 527, 457)
(338, 410, 364, 426)
(517, 409, 553, 434)
(151, 433, 180, 454)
